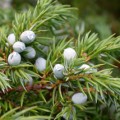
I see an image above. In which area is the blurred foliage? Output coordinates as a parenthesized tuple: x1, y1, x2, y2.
(1, 0, 119, 39)
(11, 0, 37, 10)
(59, 0, 120, 38)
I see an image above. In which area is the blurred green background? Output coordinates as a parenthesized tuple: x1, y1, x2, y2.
(60, 0, 120, 38)
(1, 0, 120, 39)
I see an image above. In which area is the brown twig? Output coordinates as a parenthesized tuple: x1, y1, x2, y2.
(0, 73, 110, 97)
(0, 83, 45, 96)
(0, 73, 92, 96)
(0, 48, 7, 62)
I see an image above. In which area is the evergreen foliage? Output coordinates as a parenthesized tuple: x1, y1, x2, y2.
(0, 0, 120, 120)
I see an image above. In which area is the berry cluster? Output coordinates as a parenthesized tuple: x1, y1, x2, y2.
(7, 30, 36, 65)
(7, 30, 47, 71)
(7, 32, 96, 117)
(63, 93, 87, 120)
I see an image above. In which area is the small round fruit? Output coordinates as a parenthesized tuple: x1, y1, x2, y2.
(79, 64, 97, 73)
(24, 47, 36, 59)
(62, 107, 76, 120)
(53, 64, 64, 79)
(35, 57, 46, 72)
(20, 75, 33, 86)
(72, 92, 87, 104)
(20, 30, 36, 44)
(8, 52, 21, 66)
(13, 41, 26, 53)
(79, 64, 90, 70)
(63, 113, 73, 120)
(7, 33, 15, 45)
(63, 48, 77, 61)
